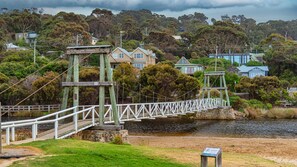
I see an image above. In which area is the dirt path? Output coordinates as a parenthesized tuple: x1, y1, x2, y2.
(129, 135, 297, 166)
(0, 146, 43, 167)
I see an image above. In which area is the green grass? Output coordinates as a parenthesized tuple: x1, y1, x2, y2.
(10, 139, 189, 167)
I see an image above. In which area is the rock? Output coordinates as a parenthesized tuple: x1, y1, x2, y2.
(194, 107, 236, 120)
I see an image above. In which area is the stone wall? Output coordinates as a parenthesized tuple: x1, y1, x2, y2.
(193, 107, 236, 120)
(71, 129, 129, 143)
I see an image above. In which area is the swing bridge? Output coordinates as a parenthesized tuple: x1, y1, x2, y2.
(0, 45, 230, 145)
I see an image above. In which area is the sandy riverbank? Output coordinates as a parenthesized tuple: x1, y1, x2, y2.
(129, 135, 297, 166)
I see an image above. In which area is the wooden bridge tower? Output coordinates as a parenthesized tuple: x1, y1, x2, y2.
(61, 45, 119, 125)
(201, 71, 230, 107)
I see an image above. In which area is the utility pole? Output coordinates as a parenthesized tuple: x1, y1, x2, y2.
(215, 46, 218, 71)
(33, 39, 36, 64)
(120, 31, 125, 48)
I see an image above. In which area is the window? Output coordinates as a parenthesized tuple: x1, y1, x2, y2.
(113, 53, 118, 59)
(186, 67, 194, 74)
(133, 63, 144, 70)
(119, 53, 124, 58)
(134, 53, 143, 58)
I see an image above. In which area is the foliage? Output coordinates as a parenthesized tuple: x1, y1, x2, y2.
(33, 72, 61, 104)
(139, 64, 200, 102)
(190, 57, 232, 70)
(192, 21, 249, 56)
(40, 60, 68, 74)
(112, 135, 124, 145)
(113, 63, 138, 102)
(0, 62, 27, 78)
(0, 83, 29, 105)
(229, 96, 247, 111)
(247, 99, 271, 109)
(0, 72, 9, 83)
(79, 67, 100, 104)
(261, 33, 297, 83)
(245, 60, 263, 66)
(123, 40, 139, 51)
(236, 76, 288, 104)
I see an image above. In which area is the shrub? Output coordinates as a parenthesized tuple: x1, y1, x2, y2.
(230, 96, 247, 111)
(112, 135, 123, 145)
(247, 99, 265, 108)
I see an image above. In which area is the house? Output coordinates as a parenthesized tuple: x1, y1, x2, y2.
(109, 47, 156, 70)
(287, 87, 297, 97)
(237, 65, 269, 78)
(130, 47, 156, 70)
(91, 37, 98, 45)
(110, 47, 133, 69)
(5, 43, 27, 51)
(175, 57, 204, 75)
(14, 32, 37, 44)
(208, 53, 251, 65)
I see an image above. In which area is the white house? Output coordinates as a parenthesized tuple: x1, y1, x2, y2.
(175, 57, 204, 75)
(237, 65, 269, 78)
(5, 43, 27, 51)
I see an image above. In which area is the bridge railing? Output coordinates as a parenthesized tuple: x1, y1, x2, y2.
(1, 98, 227, 145)
(1, 104, 61, 112)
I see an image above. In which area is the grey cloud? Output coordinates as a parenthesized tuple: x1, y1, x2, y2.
(0, 0, 286, 11)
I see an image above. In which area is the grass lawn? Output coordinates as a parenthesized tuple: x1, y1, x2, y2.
(8, 138, 296, 167)
(10, 139, 189, 167)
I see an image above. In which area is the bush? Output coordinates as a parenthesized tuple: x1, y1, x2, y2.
(230, 96, 247, 111)
(112, 135, 123, 145)
(247, 99, 266, 109)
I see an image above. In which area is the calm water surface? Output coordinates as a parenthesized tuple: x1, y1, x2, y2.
(124, 118, 297, 138)
(3, 116, 297, 138)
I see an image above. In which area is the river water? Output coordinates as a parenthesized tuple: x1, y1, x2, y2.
(3, 117, 297, 138)
(124, 118, 297, 138)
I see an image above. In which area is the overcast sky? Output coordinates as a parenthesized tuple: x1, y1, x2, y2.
(1, 0, 296, 23)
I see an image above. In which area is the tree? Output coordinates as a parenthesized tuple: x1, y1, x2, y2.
(10, 10, 41, 33)
(193, 21, 249, 56)
(235, 76, 288, 104)
(79, 67, 100, 105)
(33, 72, 61, 104)
(260, 33, 297, 83)
(178, 12, 208, 33)
(113, 63, 138, 102)
(86, 8, 113, 38)
(139, 64, 200, 102)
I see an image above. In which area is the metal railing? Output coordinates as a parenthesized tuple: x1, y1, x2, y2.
(1, 98, 226, 145)
(1, 104, 61, 113)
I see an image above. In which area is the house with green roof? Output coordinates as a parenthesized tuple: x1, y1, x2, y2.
(175, 57, 204, 75)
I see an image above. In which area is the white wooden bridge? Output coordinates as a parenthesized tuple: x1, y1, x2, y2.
(1, 98, 227, 145)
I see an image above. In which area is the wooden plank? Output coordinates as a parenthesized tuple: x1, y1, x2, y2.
(62, 82, 113, 87)
(66, 45, 111, 55)
(202, 87, 227, 90)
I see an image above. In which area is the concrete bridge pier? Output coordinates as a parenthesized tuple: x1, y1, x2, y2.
(72, 125, 129, 143)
